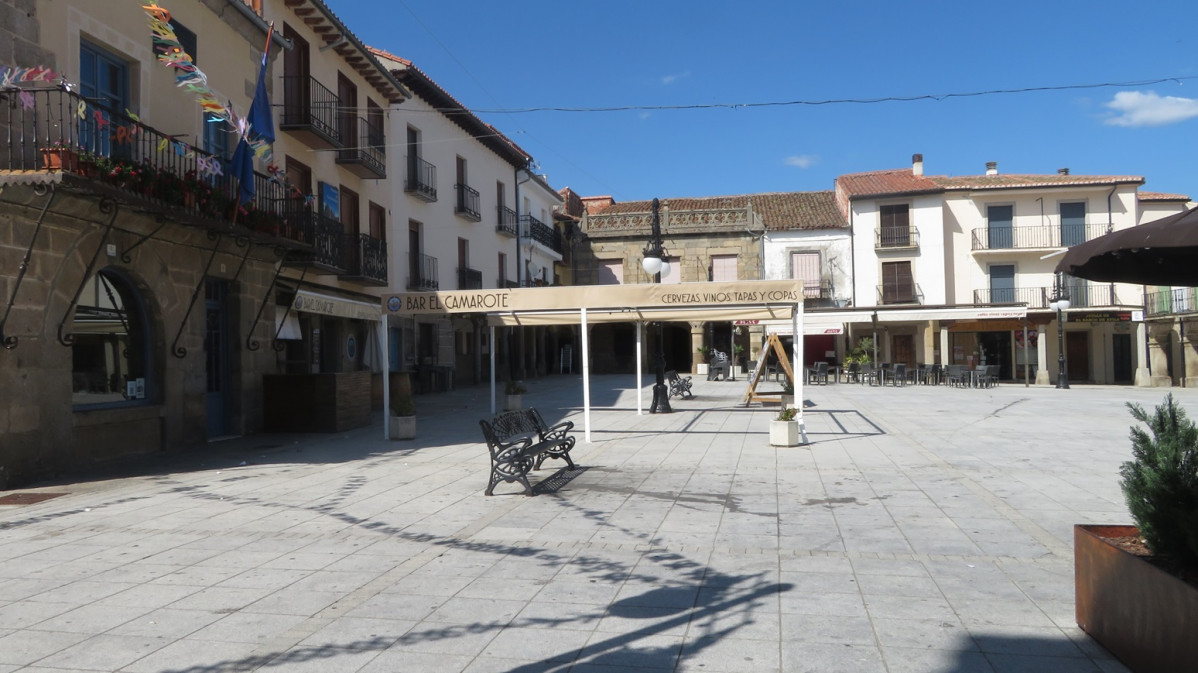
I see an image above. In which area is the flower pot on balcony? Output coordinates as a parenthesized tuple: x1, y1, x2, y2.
(40, 147, 78, 172)
(1074, 524, 1198, 673)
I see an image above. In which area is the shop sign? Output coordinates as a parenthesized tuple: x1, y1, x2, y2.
(1069, 311, 1133, 323)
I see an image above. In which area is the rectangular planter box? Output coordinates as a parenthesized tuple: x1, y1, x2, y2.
(1075, 524, 1198, 673)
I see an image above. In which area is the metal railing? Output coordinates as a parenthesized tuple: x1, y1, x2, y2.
(496, 206, 518, 236)
(457, 267, 483, 290)
(341, 233, 387, 285)
(974, 286, 1053, 308)
(280, 208, 344, 271)
(1146, 288, 1198, 316)
(407, 253, 438, 290)
(521, 214, 563, 253)
(0, 86, 315, 244)
(455, 183, 481, 220)
(971, 223, 1108, 250)
(877, 283, 924, 305)
(281, 75, 341, 146)
(1065, 282, 1120, 308)
(405, 155, 436, 200)
(336, 116, 385, 177)
(875, 226, 920, 249)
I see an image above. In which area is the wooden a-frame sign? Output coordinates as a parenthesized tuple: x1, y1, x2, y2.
(740, 333, 795, 406)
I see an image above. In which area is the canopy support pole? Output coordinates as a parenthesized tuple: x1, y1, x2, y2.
(582, 308, 591, 443)
(636, 320, 644, 415)
(381, 319, 391, 439)
(490, 324, 497, 415)
(794, 303, 808, 444)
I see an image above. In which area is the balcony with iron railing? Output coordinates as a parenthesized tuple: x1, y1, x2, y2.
(877, 283, 924, 305)
(801, 281, 839, 308)
(875, 226, 920, 250)
(971, 223, 1108, 251)
(407, 253, 438, 290)
(1146, 288, 1198, 317)
(497, 276, 518, 289)
(0, 86, 329, 254)
(280, 75, 341, 148)
(973, 283, 1124, 309)
(336, 116, 385, 179)
(339, 233, 387, 285)
(405, 156, 436, 201)
(520, 214, 563, 254)
(457, 267, 483, 290)
(496, 206, 518, 236)
(455, 183, 481, 221)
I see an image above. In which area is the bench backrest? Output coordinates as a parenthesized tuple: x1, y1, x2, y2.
(479, 409, 539, 447)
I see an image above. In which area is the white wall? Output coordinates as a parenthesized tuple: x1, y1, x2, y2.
(763, 229, 852, 303)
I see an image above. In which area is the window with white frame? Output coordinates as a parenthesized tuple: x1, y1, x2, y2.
(790, 251, 822, 299)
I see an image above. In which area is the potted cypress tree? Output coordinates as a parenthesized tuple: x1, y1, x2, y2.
(388, 372, 416, 440)
(1075, 394, 1198, 672)
(504, 380, 527, 411)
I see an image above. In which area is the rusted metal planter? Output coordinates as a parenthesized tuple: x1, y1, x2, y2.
(1074, 524, 1198, 673)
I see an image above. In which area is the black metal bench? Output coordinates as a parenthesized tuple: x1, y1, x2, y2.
(666, 370, 693, 399)
(479, 408, 576, 496)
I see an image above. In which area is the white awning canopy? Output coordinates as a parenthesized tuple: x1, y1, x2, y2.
(763, 305, 1029, 336)
(293, 289, 381, 322)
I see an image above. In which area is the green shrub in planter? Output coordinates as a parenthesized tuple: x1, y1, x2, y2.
(777, 407, 797, 422)
(1120, 394, 1198, 566)
(504, 380, 527, 395)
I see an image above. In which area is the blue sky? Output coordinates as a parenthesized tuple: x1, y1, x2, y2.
(327, 0, 1198, 202)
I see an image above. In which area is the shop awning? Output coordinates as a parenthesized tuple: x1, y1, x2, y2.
(293, 289, 381, 322)
(763, 305, 1029, 336)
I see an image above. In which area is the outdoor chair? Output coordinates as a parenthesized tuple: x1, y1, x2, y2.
(860, 363, 879, 386)
(928, 363, 942, 385)
(985, 365, 1000, 387)
(945, 365, 967, 387)
(890, 363, 908, 386)
(807, 361, 829, 385)
(845, 362, 860, 383)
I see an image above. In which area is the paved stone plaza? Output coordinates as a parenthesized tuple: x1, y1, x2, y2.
(2, 374, 1185, 672)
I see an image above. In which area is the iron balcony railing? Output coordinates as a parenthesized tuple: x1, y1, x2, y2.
(497, 277, 518, 289)
(407, 253, 438, 290)
(521, 214, 563, 254)
(340, 233, 387, 285)
(279, 207, 345, 272)
(974, 284, 1123, 309)
(457, 267, 483, 290)
(801, 282, 837, 307)
(971, 223, 1109, 250)
(280, 75, 341, 147)
(336, 116, 385, 178)
(1146, 288, 1198, 316)
(405, 155, 436, 201)
(875, 226, 920, 250)
(455, 183, 481, 221)
(877, 283, 924, 305)
(496, 206, 518, 236)
(0, 86, 319, 248)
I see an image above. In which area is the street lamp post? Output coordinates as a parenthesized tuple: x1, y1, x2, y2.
(1049, 279, 1070, 390)
(642, 198, 672, 414)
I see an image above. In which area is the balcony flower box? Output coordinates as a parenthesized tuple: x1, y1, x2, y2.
(40, 146, 78, 172)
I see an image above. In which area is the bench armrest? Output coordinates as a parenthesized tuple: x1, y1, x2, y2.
(540, 420, 574, 440)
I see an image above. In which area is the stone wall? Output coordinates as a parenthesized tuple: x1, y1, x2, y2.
(0, 184, 280, 488)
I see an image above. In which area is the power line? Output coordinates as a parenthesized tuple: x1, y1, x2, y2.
(464, 76, 1197, 114)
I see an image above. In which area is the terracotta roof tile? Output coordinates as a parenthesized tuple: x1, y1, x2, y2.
(931, 174, 1144, 190)
(1138, 191, 1192, 202)
(836, 169, 943, 199)
(581, 192, 845, 231)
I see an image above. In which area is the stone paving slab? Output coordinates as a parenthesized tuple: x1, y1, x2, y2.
(1, 373, 1186, 672)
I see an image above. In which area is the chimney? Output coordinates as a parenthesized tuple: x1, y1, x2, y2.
(985, 161, 998, 176)
(1058, 167, 1070, 176)
(912, 153, 924, 176)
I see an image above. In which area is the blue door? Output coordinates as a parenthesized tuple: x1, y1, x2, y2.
(205, 280, 232, 438)
(79, 41, 129, 156)
(989, 264, 1015, 303)
(987, 205, 1013, 249)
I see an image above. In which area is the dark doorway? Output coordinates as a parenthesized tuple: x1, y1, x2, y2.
(978, 331, 1013, 380)
(1113, 333, 1133, 383)
(891, 334, 915, 368)
(1066, 331, 1090, 382)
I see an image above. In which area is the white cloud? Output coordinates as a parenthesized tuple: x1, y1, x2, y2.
(661, 71, 690, 85)
(638, 111, 652, 120)
(1104, 90, 1198, 127)
(784, 154, 819, 169)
